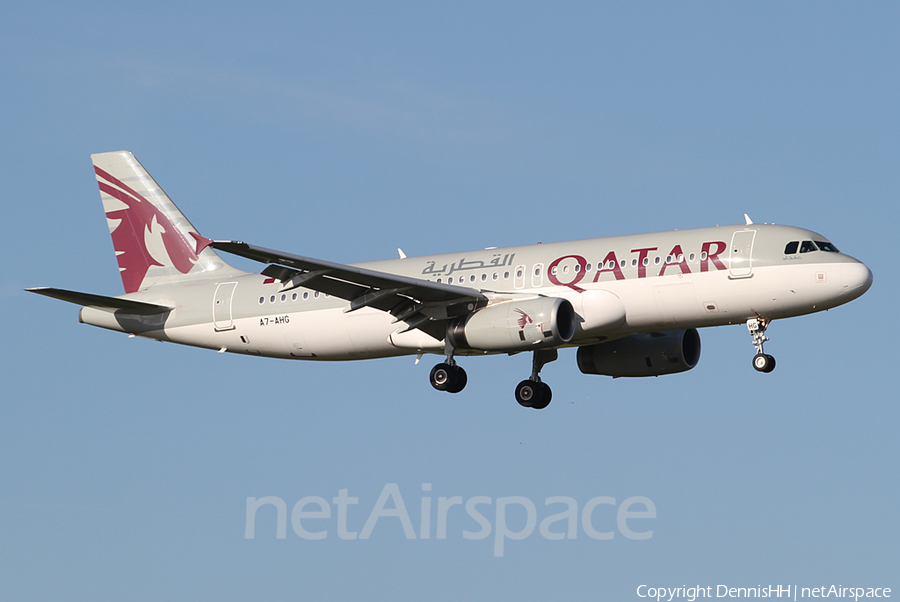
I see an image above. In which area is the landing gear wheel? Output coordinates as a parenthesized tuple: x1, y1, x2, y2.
(531, 382, 552, 410)
(752, 353, 776, 373)
(515, 380, 551, 409)
(515, 380, 537, 407)
(446, 366, 467, 393)
(430, 363, 452, 391)
(430, 363, 467, 393)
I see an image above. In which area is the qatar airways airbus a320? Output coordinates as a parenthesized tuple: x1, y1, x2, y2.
(29, 151, 873, 409)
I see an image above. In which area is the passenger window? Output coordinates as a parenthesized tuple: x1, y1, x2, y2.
(799, 240, 818, 253)
(784, 241, 799, 254)
(815, 241, 839, 253)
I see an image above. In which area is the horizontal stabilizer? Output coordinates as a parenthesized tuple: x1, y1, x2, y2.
(26, 287, 172, 315)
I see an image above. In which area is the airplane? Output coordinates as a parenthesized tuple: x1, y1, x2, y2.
(28, 151, 873, 409)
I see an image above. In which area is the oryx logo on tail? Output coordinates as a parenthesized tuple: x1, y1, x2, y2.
(93, 153, 213, 293)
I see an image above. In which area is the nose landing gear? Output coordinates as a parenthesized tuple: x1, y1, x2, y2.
(747, 317, 776, 373)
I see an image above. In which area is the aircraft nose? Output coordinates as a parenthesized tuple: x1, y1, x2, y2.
(841, 261, 873, 296)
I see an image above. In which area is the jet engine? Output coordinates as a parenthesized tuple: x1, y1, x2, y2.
(576, 329, 701, 377)
(449, 297, 576, 352)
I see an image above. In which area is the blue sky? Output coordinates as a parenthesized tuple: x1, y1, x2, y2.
(2, 2, 897, 600)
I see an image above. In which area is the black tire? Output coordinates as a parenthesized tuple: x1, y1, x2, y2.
(515, 379, 542, 408)
(752, 353, 774, 373)
(430, 363, 452, 391)
(531, 382, 552, 410)
(446, 366, 468, 393)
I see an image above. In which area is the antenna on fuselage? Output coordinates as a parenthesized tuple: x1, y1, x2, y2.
(744, 214, 754, 225)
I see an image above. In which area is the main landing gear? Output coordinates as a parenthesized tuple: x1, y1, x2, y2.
(429, 362, 467, 393)
(515, 349, 558, 410)
(430, 340, 467, 393)
(747, 317, 776, 373)
(428, 345, 559, 410)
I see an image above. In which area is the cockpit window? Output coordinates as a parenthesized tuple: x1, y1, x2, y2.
(786, 240, 839, 254)
(799, 240, 818, 253)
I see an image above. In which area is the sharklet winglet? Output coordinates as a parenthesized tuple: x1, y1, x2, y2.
(190, 231, 214, 254)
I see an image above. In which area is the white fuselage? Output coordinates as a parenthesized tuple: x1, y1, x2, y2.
(79, 223, 873, 361)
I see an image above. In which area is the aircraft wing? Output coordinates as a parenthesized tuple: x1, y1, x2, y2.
(212, 241, 487, 336)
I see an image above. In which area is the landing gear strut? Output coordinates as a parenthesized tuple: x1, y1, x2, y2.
(430, 339, 467, 393)
(747, 317, 776, 373)
(515, 349, 557, 410)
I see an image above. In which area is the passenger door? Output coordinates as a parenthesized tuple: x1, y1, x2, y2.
(213, 282, 238, 331)
(729, 230, 756, 278)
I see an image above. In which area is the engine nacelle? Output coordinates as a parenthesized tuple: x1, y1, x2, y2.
(449, 297, 576, 352)
(576, 329, 701, 377)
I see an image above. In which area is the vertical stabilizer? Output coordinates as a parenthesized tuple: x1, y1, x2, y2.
(91, 151, 241, 293)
